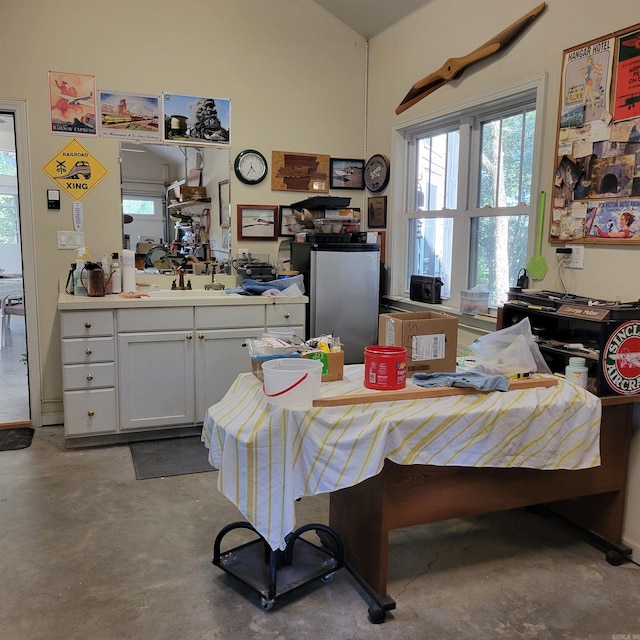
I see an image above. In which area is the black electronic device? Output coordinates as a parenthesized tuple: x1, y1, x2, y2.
(409, 275, 442, 304)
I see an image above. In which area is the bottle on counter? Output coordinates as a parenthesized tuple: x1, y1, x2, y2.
(73, 248, 86, 296)
(565, 357, 588, 389)
(102, 253, 112, 294)
(110, 252, 122, 294)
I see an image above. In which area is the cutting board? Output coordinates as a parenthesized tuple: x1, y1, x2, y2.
(312, 377, 558, 408)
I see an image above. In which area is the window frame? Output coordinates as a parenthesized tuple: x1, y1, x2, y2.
(390, 75, 547, 311)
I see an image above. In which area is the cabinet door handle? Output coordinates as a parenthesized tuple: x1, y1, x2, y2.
(198, 333, 205, 339)
(86, 374, 94, 381)
(87, 410, 95, 417)
(85, 348, 93, 355)
(84, 321, 92, 328)
(186, 333, 193, 340)
(284, 313, 290, 319)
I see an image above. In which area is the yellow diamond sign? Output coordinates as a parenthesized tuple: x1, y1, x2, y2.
(42, 139, 108, 201)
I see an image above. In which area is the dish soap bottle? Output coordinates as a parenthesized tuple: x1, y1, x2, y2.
(565, 357, 588, 389)
(73, 248, 86, 296)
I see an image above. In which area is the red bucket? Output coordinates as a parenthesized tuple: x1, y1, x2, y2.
(364, 346, 407, 390)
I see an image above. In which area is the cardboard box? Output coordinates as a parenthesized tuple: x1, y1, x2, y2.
(304, 351, 344, 382)
(378, 311, 458, 374)
(179, 185, 208, 201)
(460, 290, 489, 316)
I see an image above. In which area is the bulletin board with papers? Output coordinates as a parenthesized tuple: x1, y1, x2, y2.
(552, 23, 640, 244)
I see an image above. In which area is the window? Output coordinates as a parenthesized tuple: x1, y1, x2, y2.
(0, 150, 18, 246)
(399, 79, 544, 309)
(122, 196, 161, 217)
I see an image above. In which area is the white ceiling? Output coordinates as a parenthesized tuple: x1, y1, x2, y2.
(312, 0, 432, 38)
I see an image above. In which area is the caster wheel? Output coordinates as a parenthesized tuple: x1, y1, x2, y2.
(260, 597, 274, 611)
(368, 606, 386, 624)
(605, 549, 626, 566)
(321, 572, 335, 582)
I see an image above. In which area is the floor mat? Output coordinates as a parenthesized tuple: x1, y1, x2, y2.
(129, 435, 213, 480)
(0, 427, 34, 451)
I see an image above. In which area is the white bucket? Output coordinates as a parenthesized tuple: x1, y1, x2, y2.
(262, 358, 323, 408)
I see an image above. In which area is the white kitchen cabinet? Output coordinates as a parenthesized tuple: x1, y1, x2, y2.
(117, 308, 195, 431)
(194, 305, 265, 421)
(60, 310, 117, 437)
(58, 294, 307, 443)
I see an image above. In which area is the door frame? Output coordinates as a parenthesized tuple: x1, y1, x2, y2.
(1, 99, 41, 426)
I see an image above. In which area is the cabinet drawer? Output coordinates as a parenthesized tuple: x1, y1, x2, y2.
(195, 305, 265, 329)
(266, 303, 305, 327)
(60, 310, 114, 337)
(118, 307, 193, 332)
(63, 388, 118, 436)
(62, 337, 115, 364)
(63, 362, 115, 390)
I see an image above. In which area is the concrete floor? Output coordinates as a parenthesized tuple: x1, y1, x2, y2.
(1, 427, 640, 640)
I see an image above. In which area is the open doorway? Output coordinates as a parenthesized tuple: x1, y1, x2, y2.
(0, 111, 29, 425)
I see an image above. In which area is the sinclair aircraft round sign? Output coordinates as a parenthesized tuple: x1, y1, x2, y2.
(603, 321, 640, 395)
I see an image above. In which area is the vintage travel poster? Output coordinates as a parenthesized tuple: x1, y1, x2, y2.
(49, 71, 96, 136)
(162, 93, 230, 145)
(614, 29, 640, 122)
(561, 37, 614, 126)
(97, 91, 161, 141)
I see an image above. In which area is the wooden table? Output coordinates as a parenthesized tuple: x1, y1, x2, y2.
(329, 396, 635, 600)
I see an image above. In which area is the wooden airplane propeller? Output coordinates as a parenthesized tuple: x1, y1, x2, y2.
(396, 2, 547, 115)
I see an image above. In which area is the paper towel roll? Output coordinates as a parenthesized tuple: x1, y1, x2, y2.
(122, 249, 136, 293)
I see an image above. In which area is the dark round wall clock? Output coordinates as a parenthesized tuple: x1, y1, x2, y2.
(364, 153, 390, 192)
(234, 149, 268, 185)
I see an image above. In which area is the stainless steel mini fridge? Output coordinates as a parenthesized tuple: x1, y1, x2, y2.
(291, 240, 380, 364)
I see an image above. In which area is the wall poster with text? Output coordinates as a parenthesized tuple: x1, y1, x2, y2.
(552, 23, 640, 244)
(49, 71, 96, 136)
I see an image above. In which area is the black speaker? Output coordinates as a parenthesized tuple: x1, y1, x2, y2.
(409, 275, 442, 304)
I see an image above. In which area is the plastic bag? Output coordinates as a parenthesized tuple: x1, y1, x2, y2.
(466, 317, 551, 376)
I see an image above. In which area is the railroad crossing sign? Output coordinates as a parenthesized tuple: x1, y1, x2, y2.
(42, 138, 108, 201)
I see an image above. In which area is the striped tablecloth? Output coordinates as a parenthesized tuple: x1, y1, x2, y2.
(202, 364, 601, 551)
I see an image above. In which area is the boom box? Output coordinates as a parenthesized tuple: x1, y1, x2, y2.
(409, 275, 442, 304)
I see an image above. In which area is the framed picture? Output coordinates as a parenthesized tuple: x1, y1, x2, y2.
(237, 204, 278, 240)
(367, 196, 387, 229)
(218, 179, 230, 228)
(279, 206, 298, 237)
(271, 150, 330, 193)
(330, 158, 364, 190)
(98, 90, 161, 141)
(162, 92, 230, 145)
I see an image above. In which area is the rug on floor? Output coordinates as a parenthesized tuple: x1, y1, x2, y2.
(129, 435, 214, 480)
(0, 427, 34, 451)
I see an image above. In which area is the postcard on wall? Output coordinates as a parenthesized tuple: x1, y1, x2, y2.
(614, 29, 640, 122)
(561, 37, 614, 126)
(49, 71, 97, 136)
(584, 199, 640, 239)
(97, 91, 161, 141)
(162, 93, 230, 145)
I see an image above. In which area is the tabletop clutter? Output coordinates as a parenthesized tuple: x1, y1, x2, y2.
(249, 310, 555, 409)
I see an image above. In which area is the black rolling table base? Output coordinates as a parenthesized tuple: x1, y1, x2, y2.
(212, 521, 395, 623)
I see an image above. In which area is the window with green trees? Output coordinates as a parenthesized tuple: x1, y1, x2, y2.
(401, 81, 544, 310)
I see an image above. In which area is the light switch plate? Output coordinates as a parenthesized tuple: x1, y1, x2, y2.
(57, 230, 85, 249)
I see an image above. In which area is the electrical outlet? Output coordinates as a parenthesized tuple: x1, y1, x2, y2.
(566, 244, 584, 269)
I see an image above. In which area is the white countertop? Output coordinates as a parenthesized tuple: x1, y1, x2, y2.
(57, 290, 308, 310)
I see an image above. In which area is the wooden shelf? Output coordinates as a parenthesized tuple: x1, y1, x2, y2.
(168, 199, 211, 211)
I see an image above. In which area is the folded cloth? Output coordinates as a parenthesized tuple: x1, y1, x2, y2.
(412, 371, 510, 391)
(226, 275, 305, 296)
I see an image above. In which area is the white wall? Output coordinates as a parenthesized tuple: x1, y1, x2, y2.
(366, 0, 640, 549)
(0, 0, 368, 422)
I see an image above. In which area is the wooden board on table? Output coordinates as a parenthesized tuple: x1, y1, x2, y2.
(312, 377, 558, 408)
